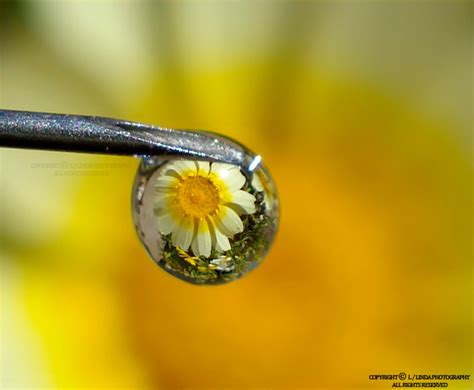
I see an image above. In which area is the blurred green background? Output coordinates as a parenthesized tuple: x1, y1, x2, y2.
(1, 1, 472, 389)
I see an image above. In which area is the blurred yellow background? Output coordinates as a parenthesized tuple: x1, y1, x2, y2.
(1, 1, 472, 389)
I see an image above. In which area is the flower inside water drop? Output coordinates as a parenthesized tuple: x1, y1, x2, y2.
(154, 161, 257, 258)
(133, 158, 279, 285)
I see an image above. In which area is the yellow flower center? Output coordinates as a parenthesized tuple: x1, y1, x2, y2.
(176, 175, 220, 218)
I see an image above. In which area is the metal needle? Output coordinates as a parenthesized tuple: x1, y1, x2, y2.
(0, 110, 257, 169)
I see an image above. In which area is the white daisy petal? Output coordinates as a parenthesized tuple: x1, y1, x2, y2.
(214, 226, 231, 252)
(195, 161, 210, 176)
(156, 211, 180, 235)
(166, 160, 197, 178)
(153, 195, 174, 216)
(211, 163, 245, 191)
(191, 219, 212, 257)
(171, 216, 195, 251)
(210, 162, 232, 173)
(208, 217, 231, 252)
(154, 175, 179, 192)
(252, 173, 264, 192)
(215, 205, 244, 237)
(229, 190, 256, 214)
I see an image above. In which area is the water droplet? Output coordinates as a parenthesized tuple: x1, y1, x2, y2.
(132, 158, 279, 285)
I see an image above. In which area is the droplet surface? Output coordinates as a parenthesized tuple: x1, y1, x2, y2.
(132, 157, 279, 285)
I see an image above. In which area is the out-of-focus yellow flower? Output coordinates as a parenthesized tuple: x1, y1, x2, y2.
(1, 1, 471, 389)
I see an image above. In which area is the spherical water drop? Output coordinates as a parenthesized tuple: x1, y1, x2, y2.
(132, 158, 279, 285)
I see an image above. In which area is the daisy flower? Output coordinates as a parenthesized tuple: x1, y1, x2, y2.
(154, 160, 256, 258)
